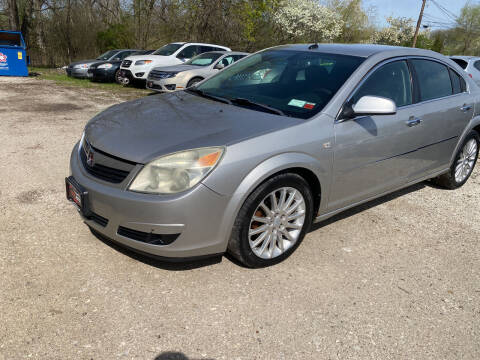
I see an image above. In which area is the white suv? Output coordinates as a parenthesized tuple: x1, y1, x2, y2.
(119, 42, 231, 84)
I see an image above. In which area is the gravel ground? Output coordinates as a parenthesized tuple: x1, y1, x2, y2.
(1, 76, 479, 360)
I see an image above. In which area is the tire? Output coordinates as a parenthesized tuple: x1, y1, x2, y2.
(228, 173, 314, 268)
(187, 77, 203, 88)
(431, 130, 479, 189)
(114, 69, 122, 84)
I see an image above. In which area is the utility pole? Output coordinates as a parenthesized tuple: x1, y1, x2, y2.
(412, 0, 427, 47)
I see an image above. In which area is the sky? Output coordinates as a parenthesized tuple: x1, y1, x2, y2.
(363, 0, 471, 29)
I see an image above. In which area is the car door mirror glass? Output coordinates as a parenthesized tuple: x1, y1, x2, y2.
(214, 62, 225, 70)
(352, 96, 397, 116)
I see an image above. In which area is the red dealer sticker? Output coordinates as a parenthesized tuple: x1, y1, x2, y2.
(0, 53, 7, 62)
(303, 102, 315, 110)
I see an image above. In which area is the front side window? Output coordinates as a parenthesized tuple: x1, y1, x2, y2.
(185, 52, 222, 66)
(352, 60, 412, 107)
(196, 50, 364, 119)
(152, 43, 184, 56)
(220, 55, 236, 67)
(412, 59, 452, 101)
(177, 45, 199, 59)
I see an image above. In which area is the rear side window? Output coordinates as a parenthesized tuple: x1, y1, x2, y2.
(449, 68, 467, 94)
(474, 61, 480, 71)
(451, 58, 468, 69)
(352, 60, 412, 107)
(412, 59, 452, 101)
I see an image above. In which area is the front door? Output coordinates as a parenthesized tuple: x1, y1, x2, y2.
(329, 60, 423, 211)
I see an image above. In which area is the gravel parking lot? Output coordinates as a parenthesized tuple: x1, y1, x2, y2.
(1, 76, 479, 360)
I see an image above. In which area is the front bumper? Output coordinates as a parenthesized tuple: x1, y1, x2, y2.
(67, 67, 92, 78)
(89, 68, 116, 82)
(120, 66, 149, 79)
(146, 78, 184, 92)
(69, 144, 231, 258)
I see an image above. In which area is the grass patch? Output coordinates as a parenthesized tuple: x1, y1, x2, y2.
(28, 67, 149, 99)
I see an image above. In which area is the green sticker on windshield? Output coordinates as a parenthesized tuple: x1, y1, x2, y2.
(288, 99, 306, 108)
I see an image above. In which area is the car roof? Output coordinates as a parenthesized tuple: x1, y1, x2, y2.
(200, 51, 249, 56)
(271, 43, 441, 58)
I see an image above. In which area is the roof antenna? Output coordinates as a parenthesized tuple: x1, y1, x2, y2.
(308, 43, 319, 50)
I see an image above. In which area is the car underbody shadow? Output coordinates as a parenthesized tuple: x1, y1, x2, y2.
(310, 181, 427, 232)
(89, 228, 223, 271)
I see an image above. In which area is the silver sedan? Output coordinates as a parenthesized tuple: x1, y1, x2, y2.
(146, 51, 248, 92)
(67, 44, 480, 267)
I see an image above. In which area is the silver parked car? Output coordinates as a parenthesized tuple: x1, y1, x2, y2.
(450, 56, 480, 86)
(66, 44, 480, 267)
(146, 51, 249, 92)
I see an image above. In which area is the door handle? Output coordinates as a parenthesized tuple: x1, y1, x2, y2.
(460, 104, 472, 112)
(406, 117, 422, 127)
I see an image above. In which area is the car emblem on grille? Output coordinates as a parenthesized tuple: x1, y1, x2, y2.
(86, 145, 95, 167)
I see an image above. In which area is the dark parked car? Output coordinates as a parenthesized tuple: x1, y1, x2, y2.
(66, 49, 143, 79)
(88, 50, 154, 82)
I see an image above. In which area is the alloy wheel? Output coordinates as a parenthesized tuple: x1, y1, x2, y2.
(248, 187, 306, 259)
(455, 138, 478, 183)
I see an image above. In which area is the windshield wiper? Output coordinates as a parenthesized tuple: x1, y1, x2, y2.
(230, 98, 285, 116)
(186, 88, 232, 105)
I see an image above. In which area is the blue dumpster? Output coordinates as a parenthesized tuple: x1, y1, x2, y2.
(0, 30, 28, 77)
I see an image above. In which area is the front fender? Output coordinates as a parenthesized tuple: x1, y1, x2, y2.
(213, 152, 331, 252)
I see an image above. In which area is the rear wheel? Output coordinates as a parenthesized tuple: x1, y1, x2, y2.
(187, 77, 203, 88)
(228, 173, 314, 268)
(431, 130, 479, 189)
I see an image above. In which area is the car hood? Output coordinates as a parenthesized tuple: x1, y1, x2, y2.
(124, 55, 168, 62)
(69, 59, 97, 67)
(152, 64, 202, 73)
(84, 92, 302, 164)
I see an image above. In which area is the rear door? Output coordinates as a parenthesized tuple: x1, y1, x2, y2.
(406, 58, 473, 178)
(330, 59, 422, 210)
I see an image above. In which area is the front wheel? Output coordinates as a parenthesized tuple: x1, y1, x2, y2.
(228, 173, 314, 268)
(187, 77, 203, 88)
(114, 69, 122, 84)
(431, 130, 479, 189)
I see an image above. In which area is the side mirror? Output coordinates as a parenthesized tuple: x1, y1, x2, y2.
(352, 96, 396, 116)
(214, 63, 225, 70)
(113, 57, 120, 61)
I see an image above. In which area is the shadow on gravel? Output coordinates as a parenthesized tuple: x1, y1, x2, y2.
(311, 181, 427, 232)
(154, 351, 214, 360)
(89, 228, 222, 271)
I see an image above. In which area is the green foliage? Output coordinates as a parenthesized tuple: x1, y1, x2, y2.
(96, 23, 134, 50)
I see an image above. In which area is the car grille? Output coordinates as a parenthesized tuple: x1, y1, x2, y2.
(118, 226, 179, 246)
(121, 60, 132, 68)
(80, 138, 133, 184)
(148, 70, 174, 80)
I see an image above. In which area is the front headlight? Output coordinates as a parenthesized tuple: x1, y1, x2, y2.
(98, 63, 113, 69)
(129, 147, 224, 194)
(74, 63, 89, 69)
(135, 60, 153, 66)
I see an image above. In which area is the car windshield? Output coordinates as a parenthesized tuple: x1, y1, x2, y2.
(96, 50, 119, 60)
(196, 50, 364, 119)
(152, 43, 184, 56)
(185, 52, 223, 66)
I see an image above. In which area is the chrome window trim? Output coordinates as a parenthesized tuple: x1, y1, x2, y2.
(336, 55, 470, 123)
